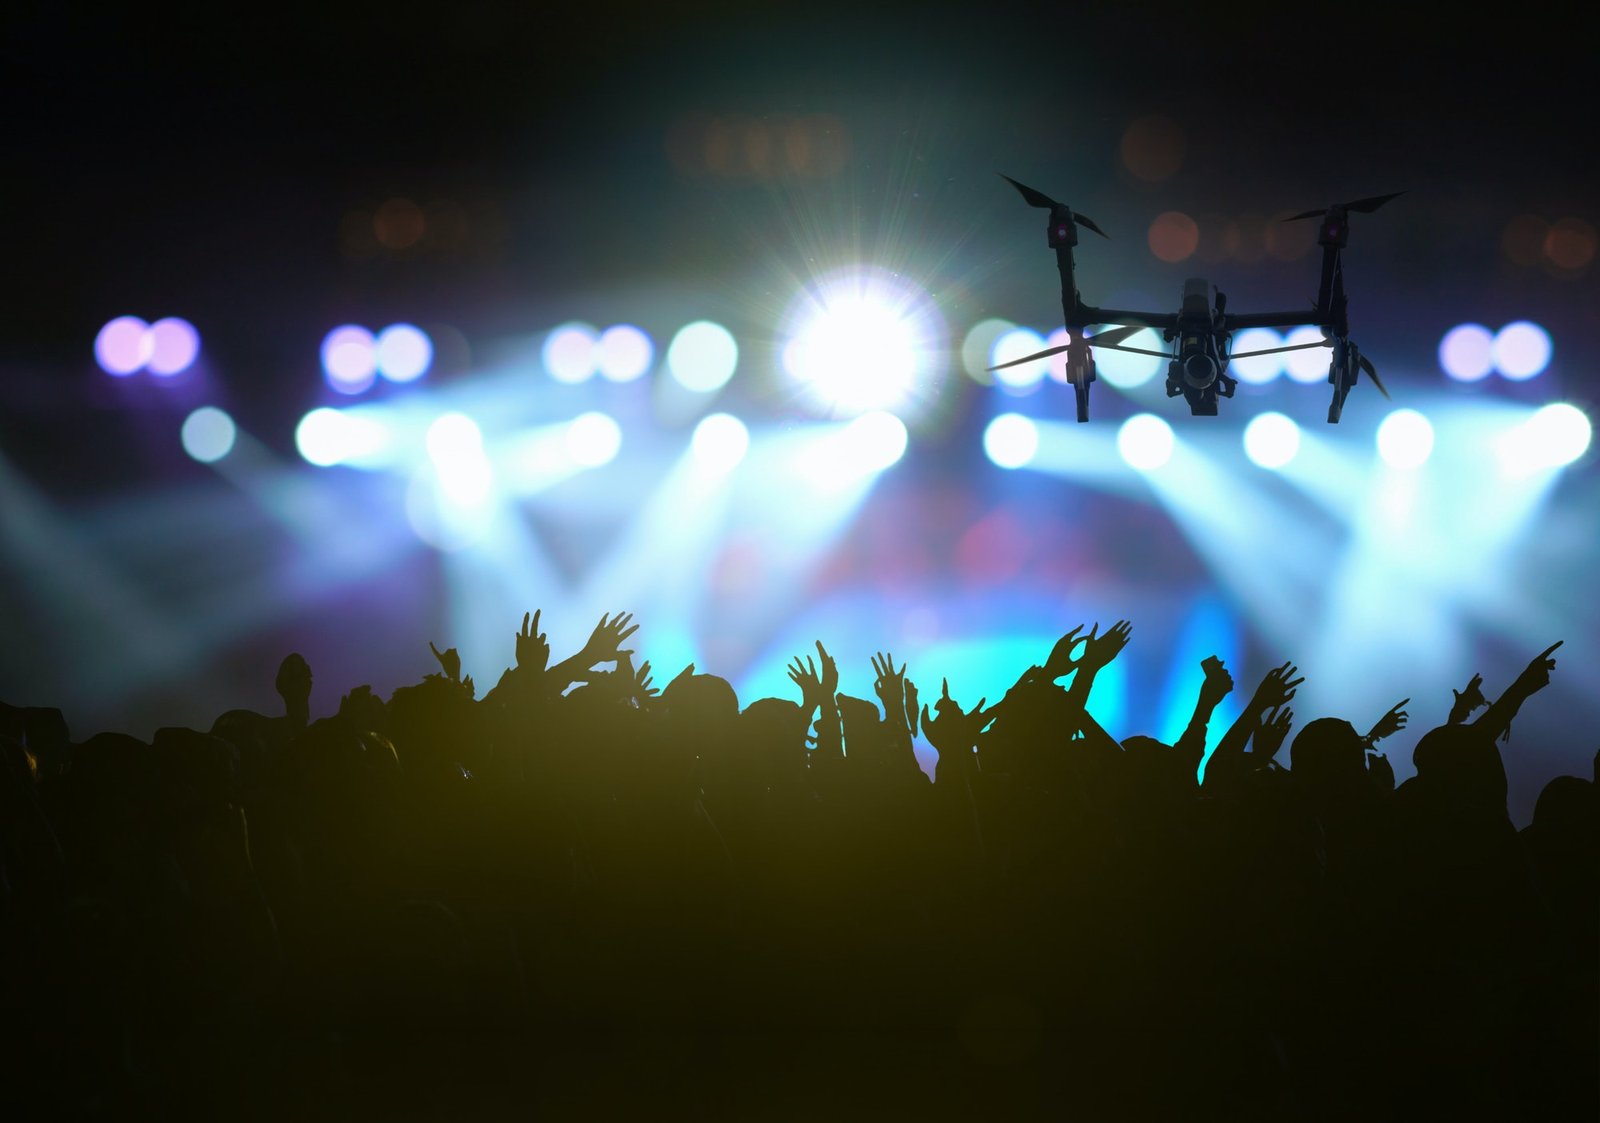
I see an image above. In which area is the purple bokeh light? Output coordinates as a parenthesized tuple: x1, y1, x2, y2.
(95, 316, 153, 376)
(322, 325, 378, 394)
(146, 317, 201, 376)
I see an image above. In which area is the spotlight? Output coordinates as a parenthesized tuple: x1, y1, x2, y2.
(1496, 402, 1591, 477)
(375, 324, 433, 382)
(690, 412, 749, 472)
(1491, 321, 1552, 381)
(565, 411, 622, 467)
(1229, 328, 1284, 384)
(1117, 413, 1174, 471)
(666, 320, 738, 392)
(597, 324, 654, 382)
(1282, 326, 1329, 383)
(1376, 408, 1434, 469)
(840, 410, 908, 473)
(542, 322, 599, 384)
(1242, 411, 1300, 469)
(180, 406, 236, 463)
(1439, 323, 1494, 382)
(781, 266, 941, 416)
(95, 316, 153, 376)
(146, 317, 200, 376)
(321, 325, 377, 394)
(983, 413, 1040, 469)
(296, 407, 389, 467)
(1094, 327, 1163, 389)
(989, 328, 1048, 390)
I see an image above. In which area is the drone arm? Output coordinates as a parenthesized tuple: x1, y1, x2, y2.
(1077, 306, 1178, 332)
(1221, 310, 1336, 331)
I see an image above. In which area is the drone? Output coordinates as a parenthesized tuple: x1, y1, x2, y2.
(993, 175, 1401, 422)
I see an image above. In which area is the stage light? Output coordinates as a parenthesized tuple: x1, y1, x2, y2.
(146, 317, 200, 376)
(1376, 409, 1434, 469)
(322, 325, 377, 394)
(375, 323, 433, 382)
(180, 406, 235, 463)
(666, 320, 738, 392)
(961, 318, 1015, 385)
(983, 413, 1039, 469)
(1093, 327, 1163, 389)
(989, 327, 1048, 389)
(565, 411, 622, 467)
(596, 324, 654, 382)
(1117, 413, 1174, 471)
(1242, 411, 1300, 469)
(781, 266, 942, 416)
(95, 316, 153, 376)
(1283, 326, 1329, 383)
(690, 412, 749, 472)
(296, 406, 389, 467)
(840, 410, 908, 473)
(542, 322, 599, 384)
(1495, 402, 1592, 477)
(1491, 320, 1552, 381)
(1229, 328, 1283, 384)
(1439, 323, 1494, 382)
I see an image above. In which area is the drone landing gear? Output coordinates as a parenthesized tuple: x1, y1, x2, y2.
(1068, 338, 1095, 422)
(1326, 337, 1389, 423)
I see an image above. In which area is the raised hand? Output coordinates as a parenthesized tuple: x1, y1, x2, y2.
(1079, 620, 1133, 672)
(871, 651, 907, 718)
(818, 641, 839, 700)
(1449, 673, 1487, 724)
(516, 610, 550, 673)
(1251, 661, 1303, 711)
(429, 641, 462, 683)
(1199, 655, 1235, 708)
(1365, 698, 1409, 745)
(1254, 704, 1293, 763)
(579, 611, 639, 666)
(787, 650, 824, 712)
(904, 679, 920, 739)
(1513, 641, 1562, 695)
(919, 677, 990, 757)
(1043, 624, 1088, 680)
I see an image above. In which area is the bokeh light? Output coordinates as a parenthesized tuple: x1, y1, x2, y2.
(146, 317, 200, 376)
(983, 413, 1039, 469)
(1438, 323, 1495, 382)
(542, 322, 600, 384)
(960, 318, 1014, 386)
(1495, 403, 1592, 478)
(1117, 413, 1174, 471)
(597, 324, 654, 382)
(690, 412, 749, 472)
(375, 323, 433, 382)
(425, 413, 493, 507)
(838, 410, 908, 473)
(1094, 327, 1163, 389)
(1543, 217, 1596, 272)
(1376, 409, 1434, 469)
(1229, 328, 1284, 384)
(1491, 320, 1552, 381)
(1282, 326, 1330, 383)
(321, 325, 378, 394)
(95, 316, 153, 376)
(1148, 211, 1199, 263)
(1242, 411, 1300, 470)
(989, 327, 1048, 390)
(666, 320, 739, 392)
(296, 407, 389, 467)
(180, 406, 236, 463)
(566, 411, 622, 467)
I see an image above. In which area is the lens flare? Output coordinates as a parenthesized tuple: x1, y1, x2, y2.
(690, 412, 750, 472)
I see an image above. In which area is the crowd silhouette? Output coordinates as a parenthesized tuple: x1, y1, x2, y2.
(1, 610, 1594, 1119)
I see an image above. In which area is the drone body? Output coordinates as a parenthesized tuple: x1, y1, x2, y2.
(994, 175, 1399, 422)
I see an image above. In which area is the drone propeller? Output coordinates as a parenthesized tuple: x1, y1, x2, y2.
(998, 174, 1110, 238)
(984, 326, 1149, 372)
(1228, 337, 1333, 359)
(1358, 353, 1391, 400)
(1284, 191, 1406, 222)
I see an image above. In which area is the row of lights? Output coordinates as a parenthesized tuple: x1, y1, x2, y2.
(1438, 322, 1554, 382)
(94, 316, 201, 376)
(982, 404, 1592, 475)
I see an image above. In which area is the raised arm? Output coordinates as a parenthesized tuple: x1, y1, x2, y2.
(1473, 642, 1561, 743)
(1204, 660, 1301, 788)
